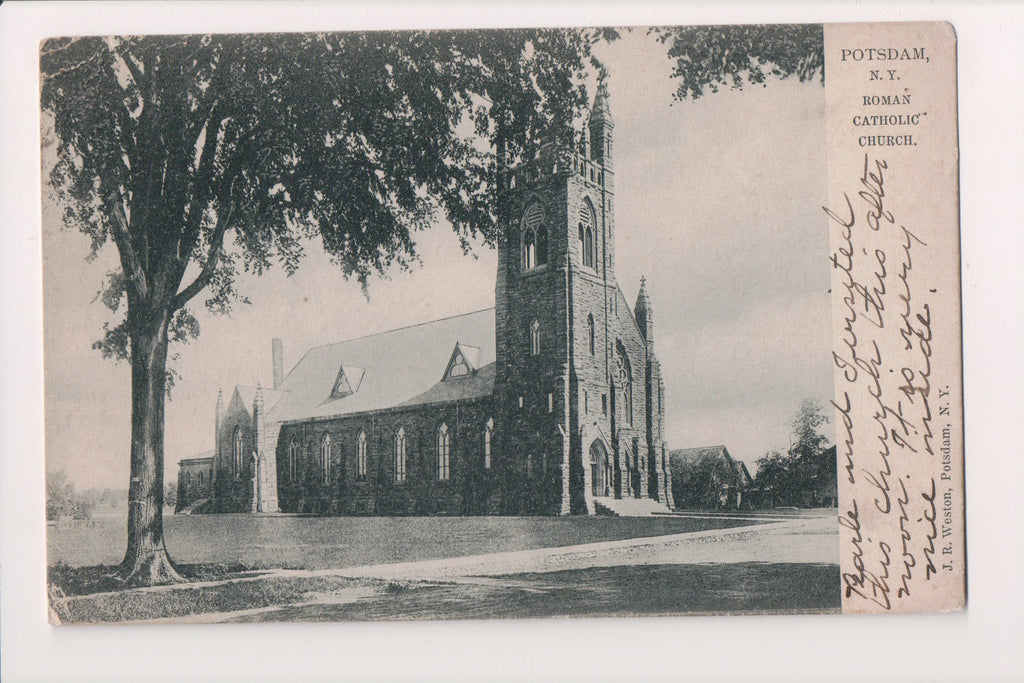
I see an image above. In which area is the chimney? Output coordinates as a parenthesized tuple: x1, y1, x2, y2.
(272, 338, 284, 390)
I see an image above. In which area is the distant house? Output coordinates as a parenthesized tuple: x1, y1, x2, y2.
(668, 445, 753, 510)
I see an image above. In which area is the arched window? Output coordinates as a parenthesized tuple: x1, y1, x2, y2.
(578, 199, 597, 270)
(437, 423, 450, 481)
(320, 433, 331, 484)
(394, 427, 407, 483)
(198, 471, 204, 486)
(521, 204, 544, 271)
(232, 426, 244, 477)
(535, 224, 548, 266)
(288, 438, 299, 482)
(483, 418, 493, 469)
(522, 227, 536, 269)
(587, 314, 596, 355)
(356, 430, 367, 481)
(616, 342, 633, 426)
(186, 471, 192, 487)
(530, 319, 541, 355)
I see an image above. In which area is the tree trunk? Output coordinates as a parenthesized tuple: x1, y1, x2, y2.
(118, 305, 185, 585)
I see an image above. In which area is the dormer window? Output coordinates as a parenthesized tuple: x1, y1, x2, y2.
(521, 204, 547, 271)
(330, 365, 365, 399)
(449, 353, 470, 377)
(444, 343, 480, 380)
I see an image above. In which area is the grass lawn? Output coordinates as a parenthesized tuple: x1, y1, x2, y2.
(50, 562, 839, 623)
(47, 514, 841, 623)
(249, 562, 841, 621)
(48, 513, 768, 570)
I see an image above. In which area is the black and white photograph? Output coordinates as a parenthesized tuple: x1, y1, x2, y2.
(40, 24, 848, 624)
(7, 2, 1024, 681)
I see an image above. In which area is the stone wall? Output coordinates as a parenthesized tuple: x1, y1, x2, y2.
(275, 396, 499, 515)
(213, 393, 256, 513)
(175, 458, 212, 512)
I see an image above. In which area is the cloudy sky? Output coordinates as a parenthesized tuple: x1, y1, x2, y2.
(43, 29, 831, 490)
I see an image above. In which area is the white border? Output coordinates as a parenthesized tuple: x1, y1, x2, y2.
(3, 3, 1022, 681)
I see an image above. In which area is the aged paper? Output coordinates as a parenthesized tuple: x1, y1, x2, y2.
(824, 22, 965, 613)
(36, 19, 961, 627)
(10, 0, 1023, 680)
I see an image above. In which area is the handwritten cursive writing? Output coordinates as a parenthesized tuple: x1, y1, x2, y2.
(825, 154, 937, 610)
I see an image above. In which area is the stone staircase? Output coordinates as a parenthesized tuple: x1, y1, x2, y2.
(593, 497, 673, 517)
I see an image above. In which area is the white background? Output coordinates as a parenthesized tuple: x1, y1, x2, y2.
(2, 2, 1022, 681)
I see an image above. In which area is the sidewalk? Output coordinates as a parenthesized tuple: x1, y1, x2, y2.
(280, 514, 837, 582)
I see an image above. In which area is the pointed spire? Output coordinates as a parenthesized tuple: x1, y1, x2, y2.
(588, 83, 613, 168)
(590, 82, 613, 125)
(635, 277, 653, 343)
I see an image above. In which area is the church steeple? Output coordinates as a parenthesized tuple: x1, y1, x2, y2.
(635, 277, 653, 343)
(589, 83, 614, 168)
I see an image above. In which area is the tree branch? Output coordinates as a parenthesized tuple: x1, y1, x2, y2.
(171, 176, 236, 310)
(106, 191, 149, 301)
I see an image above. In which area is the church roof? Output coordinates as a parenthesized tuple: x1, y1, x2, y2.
(269, 308, 496, 423)
(399, 362, 496, 407)
(232, 385, 287, 415)
(670, 445, 752, 487)
(179, 450, 214, 466)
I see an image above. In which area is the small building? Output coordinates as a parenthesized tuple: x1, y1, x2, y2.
(669, 445, 752, 510)
(175, 452, 213, 513)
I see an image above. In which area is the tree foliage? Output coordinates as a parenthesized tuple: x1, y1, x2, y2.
(654, 24, 824, 101)
(674, 455, 731, 510)
(42, 31, 601, 360)
(754, 400, 835, 507)
(46, 470, 95, 521)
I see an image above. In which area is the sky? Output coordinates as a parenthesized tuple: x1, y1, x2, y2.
(42, 29, 831, 490)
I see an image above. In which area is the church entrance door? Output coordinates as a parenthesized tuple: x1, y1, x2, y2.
(590, 440, 611, 497)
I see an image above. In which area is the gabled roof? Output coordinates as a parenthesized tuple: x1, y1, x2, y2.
(671, 445, 732, 465)
(443, 342, 481, 379)
(230, 385, 287, 417)
(669, 445, 752, 486)
(269, 308, 496, 423)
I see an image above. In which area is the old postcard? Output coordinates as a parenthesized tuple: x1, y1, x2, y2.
(39, 20, 963, 625)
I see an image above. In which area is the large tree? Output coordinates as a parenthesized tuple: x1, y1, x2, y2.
(41, 30, 598, 584)
(754, 399, 833, 507)
(41, 24, 823, 586)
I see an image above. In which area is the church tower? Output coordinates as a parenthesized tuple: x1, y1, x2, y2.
(495, 85, 629, 515)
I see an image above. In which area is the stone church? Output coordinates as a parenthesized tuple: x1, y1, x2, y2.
(179, 89, 674, 516)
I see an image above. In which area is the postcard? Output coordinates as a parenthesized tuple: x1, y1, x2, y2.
(39, 20, 963, 624)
